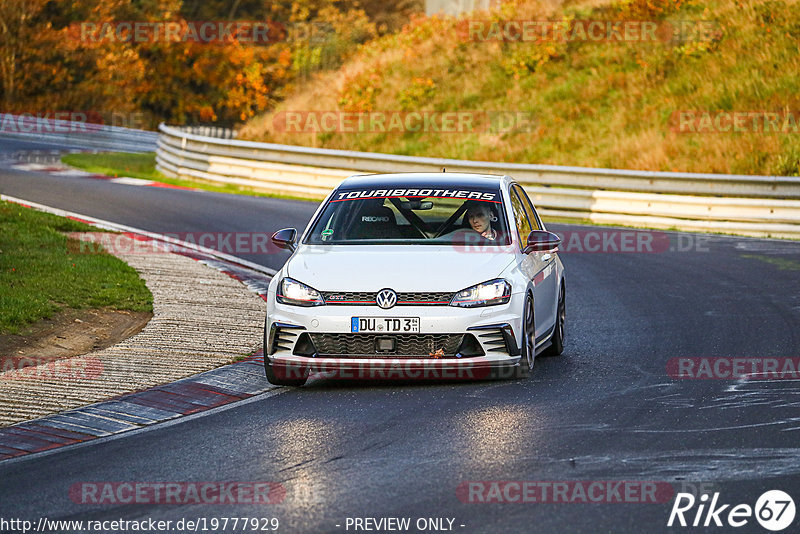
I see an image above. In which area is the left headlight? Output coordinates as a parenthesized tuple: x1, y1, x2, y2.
(450, 279, 511, 308)
(276, 277, 325, 307)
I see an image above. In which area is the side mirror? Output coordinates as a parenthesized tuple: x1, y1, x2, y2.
(271, 228, 297, 252)
(523, 230, 561, 254)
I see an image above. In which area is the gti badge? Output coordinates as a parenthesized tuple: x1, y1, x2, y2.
(376, 289, 397, 309)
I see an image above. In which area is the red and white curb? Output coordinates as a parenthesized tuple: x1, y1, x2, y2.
(0, 196, 281, 461)
(0, 350, 274, 462)
(2, 150, 195, 190)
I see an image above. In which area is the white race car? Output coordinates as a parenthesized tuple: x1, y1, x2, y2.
(264, 173, 565, 385)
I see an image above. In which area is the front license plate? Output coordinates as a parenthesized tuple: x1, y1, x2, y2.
(351, 317, 420, 333)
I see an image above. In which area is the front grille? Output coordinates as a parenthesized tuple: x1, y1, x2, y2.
(322, 291, 454, 306)
(397, 292, 454, 304)
(321, 291, 375, 304)
(308, 333, 467, 358)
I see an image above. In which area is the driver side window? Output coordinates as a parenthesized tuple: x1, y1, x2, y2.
(512, 184, 542, 231)
(508, 188, 532, 250)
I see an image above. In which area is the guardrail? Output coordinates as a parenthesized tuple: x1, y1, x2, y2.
(177, 125, 237, 139)
(156, 123, 800, 239)
(0, 114, 158, 152)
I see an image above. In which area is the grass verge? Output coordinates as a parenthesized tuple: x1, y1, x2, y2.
(0, 200, 153, 335)
(61, 152, 317, 202)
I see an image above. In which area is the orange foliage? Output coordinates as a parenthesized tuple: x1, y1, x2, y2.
(1, 0, 379, 127)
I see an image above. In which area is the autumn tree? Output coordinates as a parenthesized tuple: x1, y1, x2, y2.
(0, 0, 49, 108)
(1, 0, 412, 126)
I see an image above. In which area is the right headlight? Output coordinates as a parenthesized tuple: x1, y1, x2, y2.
(276, 277, 325, 307)
(450, 279, 511, 308)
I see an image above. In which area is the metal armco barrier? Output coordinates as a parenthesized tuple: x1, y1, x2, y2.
(156, 123, 800, 239)
(0, 114, 158, 152)
(178, 125, 237, 139)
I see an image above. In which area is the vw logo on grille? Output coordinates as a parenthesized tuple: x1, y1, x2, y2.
(376, 289, 397, 309)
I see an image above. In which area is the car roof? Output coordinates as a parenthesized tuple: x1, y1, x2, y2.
(338, 172, 510, 190)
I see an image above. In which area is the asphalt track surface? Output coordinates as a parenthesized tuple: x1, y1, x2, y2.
(1, 138, 800, 533)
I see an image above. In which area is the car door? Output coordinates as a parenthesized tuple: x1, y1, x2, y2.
(511, 184, 557, 343)
(508, 185, 546, 342)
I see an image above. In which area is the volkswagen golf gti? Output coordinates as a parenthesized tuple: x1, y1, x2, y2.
(263, 173, 565, 385)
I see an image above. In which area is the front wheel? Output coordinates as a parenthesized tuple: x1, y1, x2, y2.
(513, 293, 535, 379)
(543, 285, 565, 356)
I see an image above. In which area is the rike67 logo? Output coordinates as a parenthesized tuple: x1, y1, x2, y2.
(668, 490, 795, 531)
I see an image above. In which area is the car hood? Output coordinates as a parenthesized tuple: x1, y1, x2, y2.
(285, 245, 515, 292)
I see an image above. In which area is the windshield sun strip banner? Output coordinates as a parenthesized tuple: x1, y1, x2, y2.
(331, 188, 500, 202)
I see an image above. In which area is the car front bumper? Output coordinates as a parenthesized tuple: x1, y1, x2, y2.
(265, 294, 527, 379)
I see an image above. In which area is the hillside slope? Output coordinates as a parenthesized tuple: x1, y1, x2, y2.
(240, 0, 800, 176)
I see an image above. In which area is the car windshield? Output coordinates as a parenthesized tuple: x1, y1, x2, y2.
(305, 185, 511, 245)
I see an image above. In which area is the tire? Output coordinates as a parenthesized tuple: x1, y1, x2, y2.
(543, 285, 565, 357)
(513, 293, 535, 379)
(263, 316, 308, 386)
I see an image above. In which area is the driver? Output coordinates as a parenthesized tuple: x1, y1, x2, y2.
(466, 202, 499, 240)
